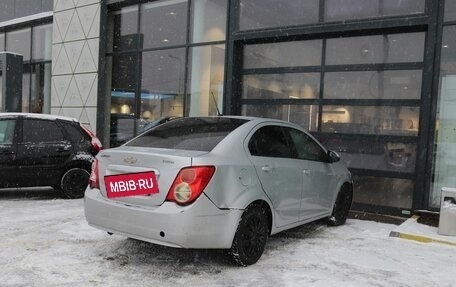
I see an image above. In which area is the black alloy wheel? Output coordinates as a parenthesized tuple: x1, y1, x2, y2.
(229, 203, 269, 266)
(328, 185, 353, 226)
(59, 168, 90, 199)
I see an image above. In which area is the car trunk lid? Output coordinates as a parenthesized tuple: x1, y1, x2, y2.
(97, 147, 207, 206)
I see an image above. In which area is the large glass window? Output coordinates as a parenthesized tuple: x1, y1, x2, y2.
(32, 23, 52, 62)
(141, 48, 185, 120)
(240, 30, 424, 212)
(353, 175, 413, 209)
(106, 1, 227, 147)
(0, 33, 4, 51)
(6, 28, 31, 61)
(320, 136, 417, 173)
(244, 40, 322, 69)
(107, 6, 139, 52)
(22, 70, 30, 113)
(325, 0, 424, 22)
(324, 70, 422, 100)
(445, 0, 456, 22)
(326, 33, 425, 65)
(31, 63, 51, 114)
(3, 22, 51, 114)
(190, 0, 227, 43)
(140, 0, 188, 49)
(188, 45, 225, 116)
(242, 105, 319, 132)
(239, 0, 319, 31)
(0, 1, 52, 23)
(431, 25, 456, 207)
(110, 53, 138, 117)
(243, 74, 320, 100)
(321, 106, 419, 136)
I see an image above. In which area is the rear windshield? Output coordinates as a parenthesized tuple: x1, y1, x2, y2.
(126, 117, 248, 151)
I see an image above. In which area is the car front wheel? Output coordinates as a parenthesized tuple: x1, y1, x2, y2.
(228, 203, 269, 266)
(59, 168, 90, 199)
(327, 184, 353, 226)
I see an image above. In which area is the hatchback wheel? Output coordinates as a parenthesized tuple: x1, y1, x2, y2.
(59, 168, 90, 199)
(327, 185, 353, 226)
(229, 203, 269, 266)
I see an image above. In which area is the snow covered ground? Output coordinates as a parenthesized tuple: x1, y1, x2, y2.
(1, 191, 455, 287)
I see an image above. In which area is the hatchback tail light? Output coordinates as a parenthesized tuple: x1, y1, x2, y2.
(81, 125, 102, 153)
(166, 166, 215, 205)
(89, 159, 100, 189)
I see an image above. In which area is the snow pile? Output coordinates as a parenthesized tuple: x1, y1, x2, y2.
(0, 196, 455, 287)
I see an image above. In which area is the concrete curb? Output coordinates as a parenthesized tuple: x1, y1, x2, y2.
(389, 215, 456, 247)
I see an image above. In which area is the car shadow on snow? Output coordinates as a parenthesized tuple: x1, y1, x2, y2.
(101, 238, 229, 275)
(0, 187, 62, 200)
(99, 220, 328, 270)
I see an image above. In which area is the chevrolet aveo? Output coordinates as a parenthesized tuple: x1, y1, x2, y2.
(84, 116, 353, 266)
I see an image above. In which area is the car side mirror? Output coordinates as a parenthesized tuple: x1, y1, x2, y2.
(328, 150, 340, 163)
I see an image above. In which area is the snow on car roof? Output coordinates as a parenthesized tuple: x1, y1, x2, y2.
(0, 112, 78, 122)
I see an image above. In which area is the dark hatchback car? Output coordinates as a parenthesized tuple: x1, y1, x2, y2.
(0, 113, 102, 198)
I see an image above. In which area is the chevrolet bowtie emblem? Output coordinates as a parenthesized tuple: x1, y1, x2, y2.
(123, 156, 137, 164)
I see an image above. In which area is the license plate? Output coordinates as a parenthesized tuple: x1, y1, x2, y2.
(104, 171, 159, 198)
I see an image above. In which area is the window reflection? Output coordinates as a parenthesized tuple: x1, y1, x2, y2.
(244, 40, 322, 69)
(319, 136, 417, 173)
(190, 0, 227, 43)
(431, 26, 456, 207)
(321, 106, 419, 136)
(444, 0, 456, 22)
(32, 24, 53, 62)
(324, 70, 422, 100)
(188, 45, 225, 116)
(6, 28, 32, 61)
(326, 33, 425, 65)
(239, 0, 319, 31)
(243, 73, 319, 99)
(140, 0, 188, 49)
(242, 104, 319, 131)
(31, 63, 51, 113)
(107, 6, 139, 52)
(0, 33, 4, 51)
(325, 0, 424, 22)
(353, 175, 413, 209)
(141, 48, 185, 121)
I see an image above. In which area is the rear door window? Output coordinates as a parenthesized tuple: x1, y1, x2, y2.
(22, 119, 65, 143)
(0, 119, 16, 144)
(248, 126, 292, 158)
(127, 117, 248, 151)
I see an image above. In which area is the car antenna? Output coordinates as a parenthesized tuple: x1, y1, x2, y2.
(211, 90, 223, 116)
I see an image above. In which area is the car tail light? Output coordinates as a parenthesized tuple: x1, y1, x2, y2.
(81, 125, 102, 153)
(166, 166, 215, 205)
(89, 159, 100, 189)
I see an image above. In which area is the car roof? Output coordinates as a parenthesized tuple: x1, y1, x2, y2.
(0, 112, 78, 123)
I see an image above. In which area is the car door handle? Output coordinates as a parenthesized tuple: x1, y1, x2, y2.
(303, 169, 310, 176)
(261, 165, 274, 173)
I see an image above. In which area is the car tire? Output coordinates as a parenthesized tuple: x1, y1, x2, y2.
(327, 184, 353, 226)
(228, 203, 269, 266)
(59, 168, 90, 199)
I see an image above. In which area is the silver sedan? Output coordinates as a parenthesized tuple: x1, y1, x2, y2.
(84, 116, 353, 266)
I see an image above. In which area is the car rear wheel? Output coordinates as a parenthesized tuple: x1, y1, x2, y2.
(327, 184, 353, 226)
(228, 203, 269, 266)
(59, 168, 90, 199)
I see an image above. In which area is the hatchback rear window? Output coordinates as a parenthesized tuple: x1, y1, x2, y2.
(126, 117, 248, 151)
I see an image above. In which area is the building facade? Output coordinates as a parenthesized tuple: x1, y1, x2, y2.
(0, 0, 455, 216)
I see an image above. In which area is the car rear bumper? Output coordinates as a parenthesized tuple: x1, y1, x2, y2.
(84, 188, 242, 249)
